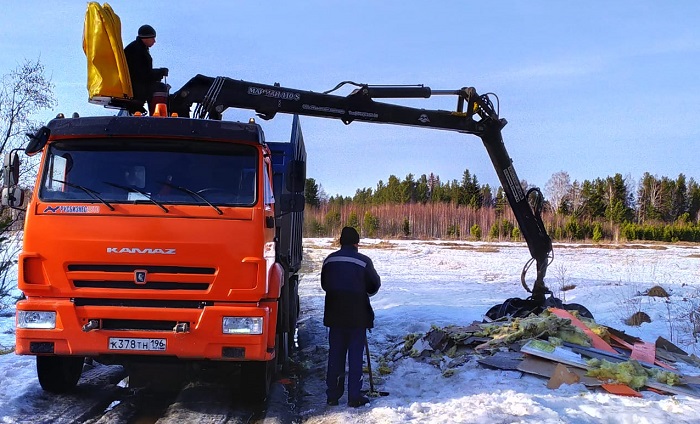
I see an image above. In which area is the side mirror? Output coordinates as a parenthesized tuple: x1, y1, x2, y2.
(25, 126, 51, 156)
(1, 187, 25, 208)
(278, 193, 305, 213)
(2, 152, 20, 188)
(285, 160, 306, 193)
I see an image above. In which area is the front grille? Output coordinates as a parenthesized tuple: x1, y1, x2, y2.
(68, 265, 215, 274)
(74, 298, 211, 309)
(73, 281, 209, 290)
(67, 263, 216, 293)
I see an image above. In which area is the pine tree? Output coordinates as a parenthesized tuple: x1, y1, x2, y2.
(415, 174, 430, 204)
(346, 211, 359, 232)
(400, 173, 416, 203)
(304, 178, 321, 207)
(363, 211, 380, 237)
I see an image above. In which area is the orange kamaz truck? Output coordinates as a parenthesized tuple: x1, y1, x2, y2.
(3, 112, 305, 400)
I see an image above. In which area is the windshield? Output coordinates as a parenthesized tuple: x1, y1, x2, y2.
(39, 138, 258, 207)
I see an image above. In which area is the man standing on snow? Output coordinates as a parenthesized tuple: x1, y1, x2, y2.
(321, 226, 381, 408)
(123, 24, 168, 114)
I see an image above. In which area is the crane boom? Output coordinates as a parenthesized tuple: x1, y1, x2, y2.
(170, 74, 555, 311)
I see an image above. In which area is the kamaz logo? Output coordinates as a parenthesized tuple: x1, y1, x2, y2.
(107, 248, 176, 255)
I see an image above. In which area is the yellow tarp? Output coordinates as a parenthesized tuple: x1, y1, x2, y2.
(83, 2, 132, 100)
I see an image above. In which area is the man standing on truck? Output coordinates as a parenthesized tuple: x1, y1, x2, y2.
(123, 24, 168, 114)
(321, 226, 381, 408)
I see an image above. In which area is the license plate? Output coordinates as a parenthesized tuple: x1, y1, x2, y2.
(108, 337, 166, 351)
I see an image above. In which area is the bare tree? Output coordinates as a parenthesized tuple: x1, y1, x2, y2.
(569, 180, 584, 217)
(1, 59, 56, 153)
(0, 58, 56, 308)
(544, 171, 572, 214)
(637, 173, 663, 223)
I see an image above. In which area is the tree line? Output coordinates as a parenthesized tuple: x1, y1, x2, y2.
(303, 169, 700, 243)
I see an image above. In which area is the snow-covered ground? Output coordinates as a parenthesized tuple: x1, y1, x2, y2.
(297, 239, 700, 423)
(2, 238, 700, 423)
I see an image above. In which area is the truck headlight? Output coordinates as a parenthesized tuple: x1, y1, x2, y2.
(17, 311, 56, 329)
(222, 317, 263, 334)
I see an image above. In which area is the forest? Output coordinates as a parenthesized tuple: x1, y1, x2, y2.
(302, 169, 700, 243)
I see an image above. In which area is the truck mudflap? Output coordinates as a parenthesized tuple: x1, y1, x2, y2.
(15, 299, 279, 361)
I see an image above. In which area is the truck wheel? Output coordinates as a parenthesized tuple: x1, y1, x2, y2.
(36, 356, 85, 393)
(241, 359, 275, 402)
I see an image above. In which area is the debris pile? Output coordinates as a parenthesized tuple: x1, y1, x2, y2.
(585, 357, 680, 389)
(380, 308, 700, 397)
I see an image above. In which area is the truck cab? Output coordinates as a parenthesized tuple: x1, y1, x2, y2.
(5, 113, 305, 399)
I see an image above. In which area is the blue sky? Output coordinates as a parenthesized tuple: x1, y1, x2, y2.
(1, 1, 699, 197)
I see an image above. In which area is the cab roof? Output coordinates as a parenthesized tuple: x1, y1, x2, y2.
(46, 115, 264, 143)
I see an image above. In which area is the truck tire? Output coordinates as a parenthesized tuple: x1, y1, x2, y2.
(36, 355, 85, 393)
(241, 359, 275, 402)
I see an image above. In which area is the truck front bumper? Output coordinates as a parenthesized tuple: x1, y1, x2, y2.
(15, 298, 278, 361)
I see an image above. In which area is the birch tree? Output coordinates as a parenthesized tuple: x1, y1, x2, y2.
(544, 171, 571, 214)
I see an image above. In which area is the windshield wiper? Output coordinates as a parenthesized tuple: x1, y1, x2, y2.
(103, 181, 169, 213)
(158, 181, 223, 215)
(51, 179, 115, 211)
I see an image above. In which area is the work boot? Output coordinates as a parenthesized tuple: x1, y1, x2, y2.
(326, 398, 339, 406)
(347, 396, 370, 408)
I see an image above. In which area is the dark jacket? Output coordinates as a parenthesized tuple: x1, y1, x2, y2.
(321, 245, 381, 328)
(123, 38, 161, 102)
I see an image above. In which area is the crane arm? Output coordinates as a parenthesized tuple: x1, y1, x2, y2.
(169, 74, 553, 303)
